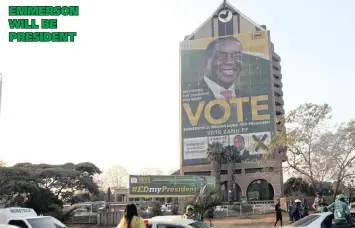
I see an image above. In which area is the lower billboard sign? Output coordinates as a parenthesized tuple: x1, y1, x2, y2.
(129, 175, 215, 197)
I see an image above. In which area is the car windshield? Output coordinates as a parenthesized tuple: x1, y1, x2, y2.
(291, 214, 320, 227)
(27, 217, 66, 228)
(189, 221, 210, 228)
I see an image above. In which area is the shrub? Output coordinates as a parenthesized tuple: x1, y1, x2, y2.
(47, 205, 75, 224)
(151, 201, 162, 217)
(171, 204, 179, 215)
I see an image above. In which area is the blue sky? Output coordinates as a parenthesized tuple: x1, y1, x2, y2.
(0, 0, 353, 173)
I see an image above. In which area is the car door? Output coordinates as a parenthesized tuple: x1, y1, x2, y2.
(156, 224, 187, 228)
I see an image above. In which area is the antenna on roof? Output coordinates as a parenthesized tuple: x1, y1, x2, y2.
(223, 0, 227, 9)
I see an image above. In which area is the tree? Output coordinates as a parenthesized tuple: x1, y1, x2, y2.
(0, 162, 101, 214)
(139, 168, 163, 176)
(225, 145, 238, 202)
(185, 189, 222, 221)
(104, 164, 128, 188)
(316, 120, 355, 200)
(151, 201, 162, 217)
(268, 103, 334, 192)
(283, 177, 315, 197)
(0, 160, 6, 167)
(207, 142, 227, 192)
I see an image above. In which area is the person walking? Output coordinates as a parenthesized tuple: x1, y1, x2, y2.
(117, 204, 145, 228)
(207, 207, 214, 227)
(301, 199, 309, 217)
(312, 192, 325, 210)
(287, 200, 294, 224)
(292, 199, 302, 222)
(274, 199, 282, 227)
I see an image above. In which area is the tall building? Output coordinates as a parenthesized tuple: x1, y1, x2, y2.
(179, 1, 286, 202)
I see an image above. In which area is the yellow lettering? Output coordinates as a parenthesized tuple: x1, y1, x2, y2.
(205, 100, 230, 124)
(183, 102, 205, 127)
(183, 95, 271, 125)
(143, 186, 149, 192)
(137, 186, 143, 192)
(229, 97, 249, 122)
(251, 95, 270, 121)
(161, 186, 167, 192)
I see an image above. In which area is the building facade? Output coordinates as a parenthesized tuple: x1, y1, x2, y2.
(179, 1, 286, 202)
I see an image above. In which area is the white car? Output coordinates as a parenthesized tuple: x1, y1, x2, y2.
(144, 215, 210, 228)
(283, 212, 354, 228)
(0, 225, 19, 228)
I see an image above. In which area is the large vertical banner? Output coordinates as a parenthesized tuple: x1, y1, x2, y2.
(180, 31, 275, 165)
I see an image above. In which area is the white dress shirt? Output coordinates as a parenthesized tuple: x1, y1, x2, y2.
(204, 76, 236, 100)
(200, 185, 206, 195)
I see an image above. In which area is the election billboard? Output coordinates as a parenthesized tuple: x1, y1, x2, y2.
(129, 175, 215, 197)
(180, 31, 275, 165)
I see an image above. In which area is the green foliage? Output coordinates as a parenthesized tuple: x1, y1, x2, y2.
(171, 204, 179, 215)
(0, 162, 101, 215)
(0, 160, 6, 167)
(185, 189, 222, 221)
(48, 205, 75, 224)
(267, 103, 334, 192)
(207, 142, 226, 190)
(283, 177, 315, 197)
(316, 120, 355, 200)
(268, 103, 355, 200)
(151, 201, 162, 217)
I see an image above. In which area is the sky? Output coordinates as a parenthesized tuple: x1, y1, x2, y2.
(0, 0, 354, 175)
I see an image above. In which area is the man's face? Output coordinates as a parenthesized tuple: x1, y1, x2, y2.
(187, 209, 193, 216)
(209, 39, 242, 86)
(233, 137, 244, 151)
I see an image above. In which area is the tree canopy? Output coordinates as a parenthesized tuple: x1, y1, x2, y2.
(269, 103, 355, 199)
(0, 162, 101, 214)
(283, 177, 315, 197)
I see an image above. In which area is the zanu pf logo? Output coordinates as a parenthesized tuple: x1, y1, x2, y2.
(251, 134, 268, 152)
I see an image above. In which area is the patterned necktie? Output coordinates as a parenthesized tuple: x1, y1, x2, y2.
(220, 89, 233, 99)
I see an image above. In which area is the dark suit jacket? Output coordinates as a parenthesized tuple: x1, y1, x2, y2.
(235, 149, 262, 163)
(197, 184, 212, 196)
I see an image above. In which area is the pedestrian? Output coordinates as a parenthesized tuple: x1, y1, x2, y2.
(327, 194, 350, 225)
(312, 191, 325, 210)
(301, 199, 309, 217)
(182, 205, 199, 220)
(117, 204, 145, 228)
(274, 199, 282, 227)
(287, 200, 294, 224)
(292, 199, 302, 222)
(207, 207, 214, 227)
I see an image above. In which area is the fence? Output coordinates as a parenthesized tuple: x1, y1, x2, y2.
(97, 212, 121, 227)
(211, 200, 275, 217)
(69, 215, 97, 224)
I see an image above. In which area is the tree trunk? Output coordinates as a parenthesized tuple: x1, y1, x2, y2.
(227, 162, 234, 203)
(333, 179, 341, 202)
(212, 161, 221, 191)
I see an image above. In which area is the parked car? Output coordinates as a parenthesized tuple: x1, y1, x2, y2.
(144, 216, 210, 228)
(283, 212, 355, 228)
